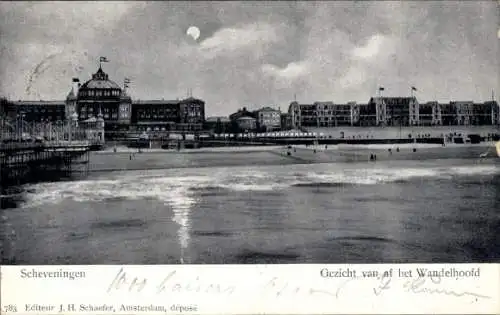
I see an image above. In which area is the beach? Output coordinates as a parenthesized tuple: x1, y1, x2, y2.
(88, 146, 299, 172)
(85, 142, 498, 172)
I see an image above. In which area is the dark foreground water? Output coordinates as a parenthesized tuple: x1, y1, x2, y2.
(1, 158, 499, 264)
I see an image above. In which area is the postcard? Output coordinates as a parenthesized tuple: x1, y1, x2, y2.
(0, 1, 499, 314)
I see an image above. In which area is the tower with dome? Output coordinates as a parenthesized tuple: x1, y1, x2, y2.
(67, 64, 132, 133)
(0, 57, 208, 144)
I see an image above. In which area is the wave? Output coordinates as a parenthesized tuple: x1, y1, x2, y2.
(91, 218, 147, 229)
(327, 235, 398, 244)
(292, 182, 353, 188)
(233, 249, 301, 263)
(193, 230, 235, 237)
(20, 163, 499, 207)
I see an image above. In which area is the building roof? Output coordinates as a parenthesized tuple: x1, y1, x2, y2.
(133, 100, 180, 105)
(206, 116, 231, 122)
(180, 97, 205, 104)
(450, 101, 474, 104)
(236, 116, 256, 121)
(79, 67, 121, 90)
(229, 108, 256, 120)
(257, 106, 279, 112)
(12, 100, 65, 106)
(136, 121, 176, 125)
(369, 96, 416, 106)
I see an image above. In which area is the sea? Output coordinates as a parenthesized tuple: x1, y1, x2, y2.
(1, 158, 499, 264)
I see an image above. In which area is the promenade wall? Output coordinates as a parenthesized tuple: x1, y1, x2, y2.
(307, 126, 499, 139)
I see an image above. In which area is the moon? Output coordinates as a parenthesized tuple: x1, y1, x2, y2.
(186, 26, 200, 41)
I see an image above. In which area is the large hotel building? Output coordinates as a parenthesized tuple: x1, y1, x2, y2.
(3, 65, 205, 137)
(288, 97, 500, 129)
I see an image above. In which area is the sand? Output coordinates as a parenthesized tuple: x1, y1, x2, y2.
(84, 142, 497, 173)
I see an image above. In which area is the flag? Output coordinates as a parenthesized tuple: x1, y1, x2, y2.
(379, 87, 385, 91)
(99, 56, 109, 62)
(124, 78, 131, 83)
(411, 86, 417, 91)
(72, 78, 80, 82)
(124, 83, 129, 88)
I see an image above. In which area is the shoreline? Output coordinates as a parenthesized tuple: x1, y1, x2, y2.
(96, 142, 496, 154)
(84, 142, 498, 174)
(96, 145, 284, 155)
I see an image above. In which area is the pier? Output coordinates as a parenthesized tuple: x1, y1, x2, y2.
(0, 117, 93, 192)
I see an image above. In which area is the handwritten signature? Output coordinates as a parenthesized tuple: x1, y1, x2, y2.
(105, 268, 491, 301)
(107, 268, 236, 295)
(370, 273, 491, 300)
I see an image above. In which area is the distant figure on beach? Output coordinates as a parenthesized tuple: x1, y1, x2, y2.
(396, 147, 400, 152)
(388, 148, 392, 155)
(129, 154, 132, 160)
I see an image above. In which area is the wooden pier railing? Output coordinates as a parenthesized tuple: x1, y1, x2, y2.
(0, 140, 92, 193)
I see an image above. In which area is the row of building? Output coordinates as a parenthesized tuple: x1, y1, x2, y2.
(212, 97, 500, 133)
(1, 64, 499, 138)
(288, 97, 500, 129)
(1, 66, 205, 136)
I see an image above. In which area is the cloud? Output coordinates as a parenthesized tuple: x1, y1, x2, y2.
(199, 23, 279, 59)
(352, 34, 387, 59)
(261, 61, 310, 80)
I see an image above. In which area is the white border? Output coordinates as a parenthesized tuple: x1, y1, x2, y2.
(1, 263, 499, 314)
